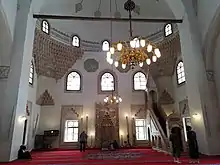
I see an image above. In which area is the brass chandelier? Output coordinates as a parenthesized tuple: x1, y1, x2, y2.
(104, 94, 122, 104)
(105, 0, 161, 69)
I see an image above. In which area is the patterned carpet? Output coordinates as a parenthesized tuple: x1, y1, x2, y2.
(85, 150, 143, 160)
(1, 149, 220, 165)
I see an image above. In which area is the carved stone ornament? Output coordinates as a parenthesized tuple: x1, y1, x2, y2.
(131, 104, 146, 118)
(36, 90, 55, 106)
(167, 111, 182, 129)
(147, 34, 181, 78)
(0, 66, 10, 79)
(159, 90, 175, 105)
(95, 102, 119, 147)
(33, 29, 84, 80)
(84, 59, 99, 72)
(206, 70, 214, 82)
(179, 99, 189, 116)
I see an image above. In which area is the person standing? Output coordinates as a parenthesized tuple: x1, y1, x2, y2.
(186, 126, 199, 163)
(169, 127, 182, 163)
(79, 131, 88, 152)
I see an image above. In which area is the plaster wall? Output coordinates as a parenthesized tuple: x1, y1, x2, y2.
(197, 0, 220, 42)
(37, 51, 146, 147)
(213, 35, 220, 113)
(26, 60, 41, 150)
(0, 0, 17, 38)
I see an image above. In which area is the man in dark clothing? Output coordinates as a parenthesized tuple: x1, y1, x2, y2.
(169, 127, 182, 163)
(186, 126, 199, 163)
(79, 131, 88, 152)
(18, 145, 32, 160)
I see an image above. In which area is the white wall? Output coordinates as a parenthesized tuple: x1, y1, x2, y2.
(213, 35, 220, 109)
(26, 60, 41, 150)
(197, 0, 220, 42)
(37, 51, 146, 147)
(0, 0, 17, 38)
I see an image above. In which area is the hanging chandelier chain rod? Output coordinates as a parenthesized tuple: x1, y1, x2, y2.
(33, 14, 183, 23)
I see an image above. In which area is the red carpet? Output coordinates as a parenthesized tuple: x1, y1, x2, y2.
(1, 149, 220, 165)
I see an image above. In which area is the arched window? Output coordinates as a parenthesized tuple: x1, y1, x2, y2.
(101, 72, 114, 91)
(66, 71, 81, 91)
(102, 40, 110, 51)
(72, 35, 80, 47)
(29, 61, 34, 85)
(176, 61, 186, 85)
(164, 23, 173, 37)
(133, 71, 147, 90)
(41, 20, 50, 34)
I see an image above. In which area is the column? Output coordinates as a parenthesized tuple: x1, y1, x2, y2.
(177, 6, 217, 154)
(0, 0, 36, 162)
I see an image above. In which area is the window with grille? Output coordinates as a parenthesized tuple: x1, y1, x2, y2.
(41, 20, 50, 34)
(176, 61, 186, 85)
(101, 72, 114, 91)
(133, 72, 147, 90)
(64, 120, 79, 142)
(164, 23, 173, 37)
(135, 119, 147, 140)
(29, 61, 34, 85)
(66, 71, 81, 91)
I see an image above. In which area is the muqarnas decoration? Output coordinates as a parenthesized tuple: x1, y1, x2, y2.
(36, 90, 55, 106)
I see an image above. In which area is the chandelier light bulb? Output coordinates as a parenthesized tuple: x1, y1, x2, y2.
(104, 99, 107, 102)
(154, 48, 161, 58)
(110, 47, 115, 54)
(135, 39, 140, 48)
(147, 44, 153, 52)
(116, 100, 119, 103)
(152, 55, 157, 62)
(117, 43, 123, 51)
(146, 58, 151, 65)
(114, 61, 119, 67)
(119, 97, 122, 102)
(122, 63, 126, 69)
(109, 58, 113, 65)
(140, 39, 146, 47)
(106, 51, 111, 59)
(139, 62, 143, 67)
(130, 40, 136, 48)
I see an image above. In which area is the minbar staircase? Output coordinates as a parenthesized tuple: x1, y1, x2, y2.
(152, 103, 167, 136)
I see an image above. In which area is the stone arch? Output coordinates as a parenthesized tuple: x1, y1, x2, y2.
(202, 5, 220, 107)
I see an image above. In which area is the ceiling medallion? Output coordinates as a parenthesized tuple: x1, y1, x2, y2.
(103, 0, 161, 70)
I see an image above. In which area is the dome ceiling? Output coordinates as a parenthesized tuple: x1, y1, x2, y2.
(38, 0, 175, 42)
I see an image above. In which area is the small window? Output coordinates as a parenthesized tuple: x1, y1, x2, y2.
(29, 61, 34, 85)
(135, 119, 146, 140)
(133, 72, 147, 90)
(72, 35, 80, 48)
(66, 71, 81, 91)
(164, 23, 173, 37)
(64, 120, 79, 142)
(41, 20, 50, 34)
(176, 61, 186, 85)
(102, 40, 110, 51)
(101, 72, 114, 91)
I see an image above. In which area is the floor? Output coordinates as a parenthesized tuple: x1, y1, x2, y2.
(1, 148, 220, 165)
